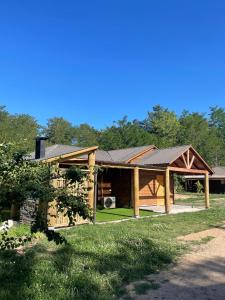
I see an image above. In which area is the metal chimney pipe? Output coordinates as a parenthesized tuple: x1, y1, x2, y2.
(35, 137, 48, 159)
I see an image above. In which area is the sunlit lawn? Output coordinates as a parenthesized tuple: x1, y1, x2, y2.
(2, 199, 225, 299)
(96, 208, 156, 222)
(175, 193, 225, 207)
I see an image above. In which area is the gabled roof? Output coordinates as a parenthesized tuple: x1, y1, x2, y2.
(108, 145, 155, 163)
(137, 145, 190, 165)
(136, 144, 213, 174)
(33, 144, 156, 163)
(30, 143, 213, 174)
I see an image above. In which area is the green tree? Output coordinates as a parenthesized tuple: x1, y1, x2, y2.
(73, 123, 99, 147)
(45, 117, 75, 144)
(209, 106, 225, 140)
(99, 117, 156, 150)
(0, 107, 39, 152)
(9, 114, 40, 151)
(178, 111, 221, 165)
(0, 106, 10, 142)
(142, 105, 180, 147)
(0, 144, 92, 249)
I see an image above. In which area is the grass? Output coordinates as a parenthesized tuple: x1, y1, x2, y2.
(1, 200, 225, 300)
(96, 208, 156, 222)
(175, 193, 225, 207)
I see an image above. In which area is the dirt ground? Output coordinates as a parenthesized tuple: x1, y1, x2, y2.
(126, 226, 225, 300)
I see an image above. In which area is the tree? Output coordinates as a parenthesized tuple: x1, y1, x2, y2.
(142, 105, 180, 147)
(0, 144, 92, 249)
(73, 123, 99, 147)
(178, 111, 222, 165)
(0, 106, 10, 142)
(0, 107, 39, 152)
(9, 114, 40, 152)
(99, 117, 156, 150)
(209, 106, 225, 141)
(44, 117, 75, 144)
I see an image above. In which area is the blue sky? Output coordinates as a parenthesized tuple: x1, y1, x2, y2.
(0, 0, 225, 129)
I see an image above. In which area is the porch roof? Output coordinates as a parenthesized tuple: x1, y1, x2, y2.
(184, 166, 225, 180)
(136, 145, 190, 165)
(30, 143, 213, 174)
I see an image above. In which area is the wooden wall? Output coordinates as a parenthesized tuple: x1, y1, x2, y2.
(47, 177, 88, 228)
(97, 169, 131, 207)
(98, 168, 174, 208)
(139, 170, 174, 206)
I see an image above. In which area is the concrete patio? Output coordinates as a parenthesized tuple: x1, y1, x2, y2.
(140, 204, 205, 214)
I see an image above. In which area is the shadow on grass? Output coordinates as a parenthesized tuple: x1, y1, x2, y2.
(0, 244, 46, 300)
(0, 235, 178, 300)
(50, 237, 176, 299)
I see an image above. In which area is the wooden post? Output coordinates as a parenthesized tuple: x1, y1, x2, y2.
(88, 151, 96, 208)
(204, 172, 210, 209)
(165, 168, 171, 214)
(133, 167, 140, 217)
(130, 169, 134, 208)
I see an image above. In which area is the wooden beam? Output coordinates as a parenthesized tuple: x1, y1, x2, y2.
(168, 166, 208, 174)
(187, 149, 190, 168)
(189, 155, 195, 169)
(165, 168, 171, 214)
(43, 146, 98, 163)
(182, 154, 188, 168)
(88, 151, 96, 209)
(133, 167, 140, 217)
(204, 172, 210, 209)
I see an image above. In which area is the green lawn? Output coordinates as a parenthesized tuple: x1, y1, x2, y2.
(2, 202, 225, 300)
(96, 208, 156, 222)
(175, 193, 225, 207)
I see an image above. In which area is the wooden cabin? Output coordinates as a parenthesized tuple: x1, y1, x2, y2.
(26, 138, 213, 228)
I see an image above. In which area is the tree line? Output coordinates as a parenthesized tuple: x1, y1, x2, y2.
(1, 104, 225, 166)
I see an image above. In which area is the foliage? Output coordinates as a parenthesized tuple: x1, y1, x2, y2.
(44, 117, 75, 145)
(173, 174, 185, 193)
(0, 222, 32, 250)
(0, 143, 54, 210)
(2, 104, 225, 165)
(1, 205, 225, 299)
(0, 146, 92, 250)
(0, 106, 40, 152)
(57, 167, 92, 226)
(99, 116, 156, 150)
(142, 105, 180, 147)
(195, 180, 204, 193)
(73, 123, 99, 147)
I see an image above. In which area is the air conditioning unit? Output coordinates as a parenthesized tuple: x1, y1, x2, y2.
(102, 196, 116, 209)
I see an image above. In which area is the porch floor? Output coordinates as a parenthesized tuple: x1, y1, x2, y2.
(140, 204, 205, 214)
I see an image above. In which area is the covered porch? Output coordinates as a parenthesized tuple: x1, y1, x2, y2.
(57, 144, 213, 220)
(95, 147, 212, 216)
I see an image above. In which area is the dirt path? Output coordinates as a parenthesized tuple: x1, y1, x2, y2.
(126, 227, 225, 300)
